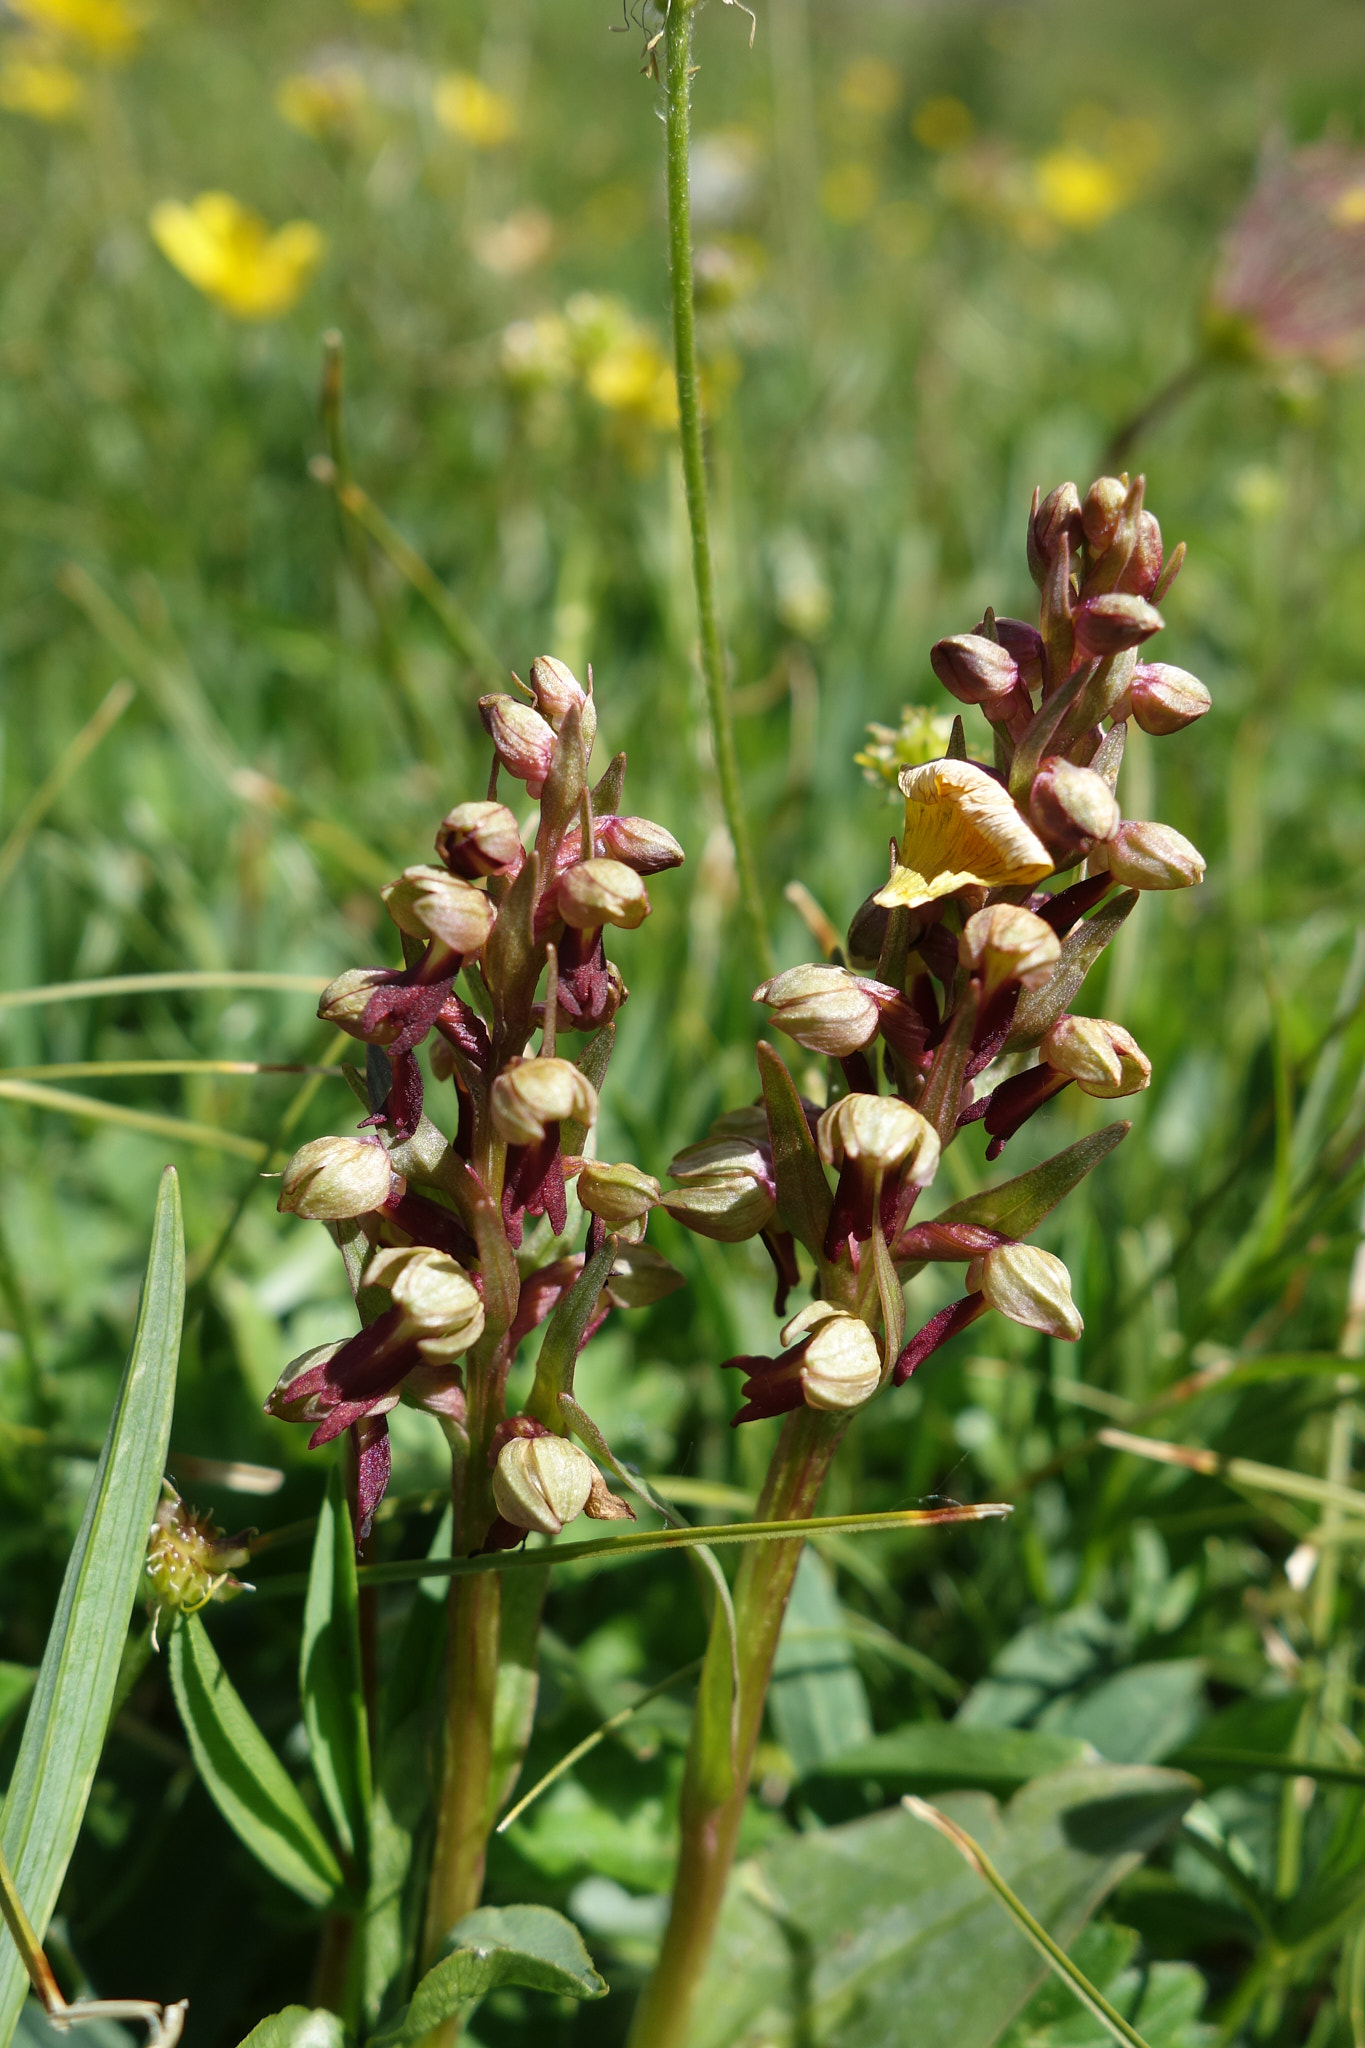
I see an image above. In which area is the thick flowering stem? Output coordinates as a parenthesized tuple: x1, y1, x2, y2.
(627, 1405, 846, 2048)
(663, 0, 772, 979)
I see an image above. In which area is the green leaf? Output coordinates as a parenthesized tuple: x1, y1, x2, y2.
(1040, 1661, 1206, 1766)
(591, 750, 627, 814)
(928, 1125, 1130, 1245)
(525, 1237, 617, 1427)
(0, 1167, 184, 2043)
(758, 1040, 831, 1259)
(999, 1924, 1214, 2048)
(808, 1722, 1093, 1794)
(1007, 893, 1138, 1051)
(919, 986, 979, 1148)
(300, 1467, 372, 1873)
(770, 1549, 873, 1777)
(0, 1667, 35, 1743)
(234, 2010, 347, 2048)
(535, 700, 587, 848)
(168, 1614, 345, 1909)
(562, 1023, 615, 1155)
(490, 1566, 550, 1815)
(369, 1904, 606, 2046)
(482, 847, 540, 1028)
(687, 1764, 1196, 2048)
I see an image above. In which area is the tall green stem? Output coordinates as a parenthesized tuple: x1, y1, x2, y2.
(663, 0, 772, 980)
(627, 1406, 847, 2048)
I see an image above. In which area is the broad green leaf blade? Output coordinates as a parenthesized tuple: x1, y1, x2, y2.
(301, 1467, 372, 1872)
(168, 1615, 344, 1909)
(1006, 893, 1138, 1050)
(234, 2010, 347, 2048)
(686, 1763, 1197, 2048)
(770, 1550, 873, 1777)
(369, 1904, 606, 2046)
(808, 1723, 1093, 1795)
(758, 1041, 831, 1258)
(0, 1167, 184, 2044)
(929, 1125, 1130, 1243)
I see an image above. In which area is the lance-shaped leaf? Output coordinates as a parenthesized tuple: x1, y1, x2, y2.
(871, 1219, 905, 1371)
(482, 847, 541, 1029)
(169, 1615, 345, 1909)
(919, 986, 979, 1149)
(1006, 893, 1138, 1051)
(806, 1723, 1092, 1796)
(896, 1126, 1130, 1280)
(369, 1905, 606, 2047)
(535, 701, 587, 849)
(300, 1467, 372, 1874)
(236, 2012, 347, 2048)
(758, 1040, 831, 1259)
(590, 750, 627, 815)
(0, 1168, 183, 2043)
(563, 1023, 615, 1156)
(525, 1237, 617, 1427)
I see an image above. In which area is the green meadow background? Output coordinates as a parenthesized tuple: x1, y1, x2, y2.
(4, 0, 1365, 2038)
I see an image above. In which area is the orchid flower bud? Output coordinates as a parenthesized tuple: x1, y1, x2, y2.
(1127, 663, 1211, 736)
(317, 967, 403, 1043)
(990, 616, 1045, 691)
(492, 1434, 596, 1536)
(381, 867, 498, 955)
(781, 1303, 882, 1412)
(753, 963, 883, 1057)
(578, 1159, 661, 1226)
(480, 693, 557, 797)
(1116, 511, 1163, 597)
(265, 1341, 352, 1423)
(1072, 594, 1164, 660)
(364, 1245, 485, 1360)
(1028, 481, 1083, 586)
(1029, 758, 1121, 855)
(603, 1242, 687, 1308)
(1081, 475, 1128, 553)
(557, 857, 650, 930)
(595, 814, 686, 874)
(967, 1243, 1083, 1340)
(435, 800, 524, 879)
(529, 655, 598, 756)
(817, 1093, 940, 1183)
(491, 1056, 599, 1146)
(1099, 820, 1206, 890)
(1042, 1015, 1152, 1098)
(662, 1135, 776, 1241)
(929, 633, 1020, 707)
(278, 1135, 397, 1221)
(959, 904, 1060, 997)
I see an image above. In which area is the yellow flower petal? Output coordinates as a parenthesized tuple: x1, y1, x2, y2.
(874, 758, 1053, 910)
(0, 51, 85, 118)
(10, 0, 140, 57)
(149, 193, 324, 320)
(434, 70, 516, 149)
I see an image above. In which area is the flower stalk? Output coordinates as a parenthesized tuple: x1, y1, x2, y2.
(662, 0, 771, 979)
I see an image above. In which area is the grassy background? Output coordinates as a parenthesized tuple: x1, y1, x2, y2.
(3, 0, 1365, 2038)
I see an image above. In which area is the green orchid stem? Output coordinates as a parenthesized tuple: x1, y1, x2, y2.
(663, 0, 772, 980)
(626, 1405, 846, 2048)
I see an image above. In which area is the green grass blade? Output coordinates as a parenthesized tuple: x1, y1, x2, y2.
(0, 972, 328, 1012)
(0, 1167, 184, 2041)
(300, 1468, 372, 1873)
(169, 1615, 345, 1910)
(0, 1079, 268, 1159)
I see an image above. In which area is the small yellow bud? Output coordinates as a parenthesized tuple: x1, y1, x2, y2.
(490, 1056, 599, 1146)
(278, 1135, 396, 1220)
(816, 1093, 940, 1182)
(557, 857, 650, 930)
(959, 904, 1061, 997)
(1042, 1015, 1151, 1098)
(968, 1243, 1083, 1340)
(381, 866, 498, 954)
(492, 1434, 597, 1536)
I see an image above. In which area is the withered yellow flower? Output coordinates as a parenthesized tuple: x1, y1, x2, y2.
(434, 70, 516, 149)
(874, 758, 1052, 910)
(149, 193, 324, 320)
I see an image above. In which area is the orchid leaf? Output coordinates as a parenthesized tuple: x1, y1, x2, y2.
(1007, 893, 1138, 1050)
(525, 1237, 617, 1426)
(919, 987, 979, 1148)
(929, 1124, 1130, 1244)
(235, 2012, 346, 2048)
(758, 1040, 831, 1258)
(369, 1904, 605, 2046)
(300, 1466, 372, 1874)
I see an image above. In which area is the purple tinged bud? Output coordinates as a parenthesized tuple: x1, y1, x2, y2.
(529, 655, 598, 757)
(595, 814, 685, 875)
(753, 963, 884, 1057)
(1028, 482, 1083, 588)
(557, 857, 651, 930)
(1029, 757, 1121, 855)
(435, 800, 524, 879)
(1128, 663, 1211, 736)
(480, 694, 557, 797)
(1081, 475, 1128, 552)
(1116, 511, 1163, 597)
(493, 1434, 596, 1536)
(491, 1056, 599, 1146)
(1042, 1014, 1151, 1098)
(1099, 820, 1206, 890)
(959, 903, 1060, 996)
(317, 967, 403, 1043)
(381, 867, 498, 954)
(1073, 594, 1164, 659)
(990, 616, 1046, 692)
(930, 633, 1020, 706)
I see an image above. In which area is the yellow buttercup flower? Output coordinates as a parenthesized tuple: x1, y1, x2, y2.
(585, 334, 677, 429)
(10, 0, 140, 58)
(1033, 146, 1129, 230)
(149, 193, 325, 320)
(874, 759, 1052, 910)
(434, 70, 516, 149)
(0, 49, 84, 117)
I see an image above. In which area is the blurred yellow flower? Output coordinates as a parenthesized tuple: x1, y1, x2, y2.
(149, 193, 325, 319)
(585, 335, 677, 429)
(839, 57, 901, 119)
(434, 70, 516, 149)
(10, 0, 140, 58)
(1330, 183, 1365, 228)
(1033, 146, 1128, 230)
(0, 48, 84, 117)
(821, 160, 879, 224)
(913, 95, 973, 152)
(276, 63, 369, 144)
(875, 759, 1052, 910)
